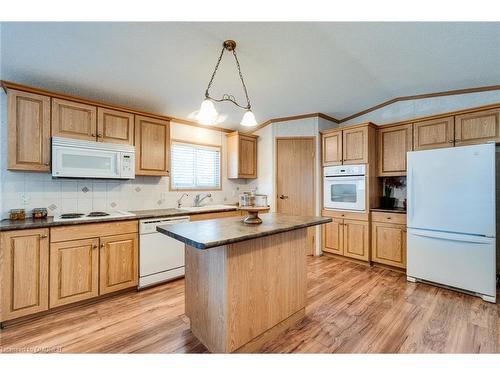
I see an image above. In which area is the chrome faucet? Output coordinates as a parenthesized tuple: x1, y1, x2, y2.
(176, 193, 189, 208)
(193, 193, 212, 207)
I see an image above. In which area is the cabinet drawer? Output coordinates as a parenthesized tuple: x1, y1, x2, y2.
(50, 220, 138, 242)
(322, 209, 369, 221)
(371, 212, 406, 225)
(190, 210, 241, 221)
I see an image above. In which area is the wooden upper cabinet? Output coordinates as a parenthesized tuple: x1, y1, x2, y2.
(371, 221, 406, 269)
(52, 98, 97, 141)
(49, 238, 99, 308)
(134, 115, 170, 176)
(342, 219, 369, 261)
(377, 124, 413, 176)
(322, 131, 343, 166)
(99, 233, 138, 295)
(227, 131, 258, 179)
(7, 89, 51, 172)
(0, 228, 49, 322)
(97, 107, 135, 145)
(454, 108, 500, 146)
(413, 116, 454, 150)
(342, 126, 368, 165)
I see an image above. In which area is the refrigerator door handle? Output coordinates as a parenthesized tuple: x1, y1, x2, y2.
(408, 165, 414, 223)
(410, 229, 493, 245)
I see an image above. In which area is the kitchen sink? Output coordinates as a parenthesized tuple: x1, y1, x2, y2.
(179, 204, 238, 212)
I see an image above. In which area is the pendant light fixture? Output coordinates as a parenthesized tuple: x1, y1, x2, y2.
(197, 40, 257, 127)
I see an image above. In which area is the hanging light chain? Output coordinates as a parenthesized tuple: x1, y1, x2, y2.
(204, 41, 252, 111)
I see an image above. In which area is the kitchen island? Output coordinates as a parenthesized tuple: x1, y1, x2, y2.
(157, 213, 331, 353)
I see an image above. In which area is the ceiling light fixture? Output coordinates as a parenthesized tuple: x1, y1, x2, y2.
(197, 40, 257, 127)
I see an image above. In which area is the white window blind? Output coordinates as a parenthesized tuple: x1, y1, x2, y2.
(171, 141, 221, 190)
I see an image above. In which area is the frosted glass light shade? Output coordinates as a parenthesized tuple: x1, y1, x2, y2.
(240, 110, 257, 127)
(197, 99, 218, 125)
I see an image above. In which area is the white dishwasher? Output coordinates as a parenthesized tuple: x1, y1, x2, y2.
(139, 216, 190, 289)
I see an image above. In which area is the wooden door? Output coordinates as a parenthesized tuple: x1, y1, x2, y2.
(99, 233, 138, 295)
(7, 90, 51, 172)
(0, 228, 49, 321)
(377, 124, 413, 176)
(343, 126, 368, 164)
(322, 131, 343, 166)
(49, 238, 99, 308)
(52, 98, 97, 141)
(322, 218, 343, 255)
(239, 135, 257, 178)
(135, 115, 170, 176)
(276, 138, 316, 254)
(342, 219, 369, 261)
(413, 116, 454, 150)
(371, 222, 406, 268)
(455, 108, 500, 145)
(97, 107, 135, 145)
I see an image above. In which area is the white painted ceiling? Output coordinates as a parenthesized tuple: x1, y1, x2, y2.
(1, 22, 500, 129)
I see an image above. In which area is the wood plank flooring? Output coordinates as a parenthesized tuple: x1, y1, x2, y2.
(1, 256, 498, 353)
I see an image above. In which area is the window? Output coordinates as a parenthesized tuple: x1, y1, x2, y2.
(171, 141, 221, 190)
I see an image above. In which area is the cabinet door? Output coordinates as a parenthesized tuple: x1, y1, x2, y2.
(342, 127, 368, 165)
(322, 218, 343, 255)
(0, 228, 49, 321)
(322, 131, 343, 166)
(378, 124, 413, 176)
(7, 90, 51, 172)
(455, 108, 500, 146)
(413, 116, 454, 150)
(52, 98, 97, 141)
(49, 238, 99, 308)
(135, 115, 170, 176)
(99, 233, 138, 295)
(97, 107, 135, 145)
(343, 219, 369, 261)
(239, 135, 257, 178)
(371, 222, 406, 269)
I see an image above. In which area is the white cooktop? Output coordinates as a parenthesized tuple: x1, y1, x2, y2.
(53, 210, 135, 222)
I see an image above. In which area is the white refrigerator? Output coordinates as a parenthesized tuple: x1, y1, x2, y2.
(407, 143, 497, 303)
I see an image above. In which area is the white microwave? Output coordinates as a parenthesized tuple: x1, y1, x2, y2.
(323, 164, 366, 211)
(52, 137, 135, 179)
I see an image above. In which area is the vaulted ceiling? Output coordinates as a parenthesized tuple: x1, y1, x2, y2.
(1, 22, 500, 130)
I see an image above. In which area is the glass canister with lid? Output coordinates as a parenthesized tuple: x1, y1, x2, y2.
(239, 191, 268, 208)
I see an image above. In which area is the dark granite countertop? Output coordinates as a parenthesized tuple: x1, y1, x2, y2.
(157, 213, 332, 250)
(0, 205, 239, 231)
(370, 208, 407, 214)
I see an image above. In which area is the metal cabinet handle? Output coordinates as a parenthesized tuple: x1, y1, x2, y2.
(97, 134, 103, 138)
(93, 245, 98, 249)
(44, 162, 50, 166)
(91, 133, 96, 137)
(448, 140, 454, 143)
(40, 234, 48, 239)
(279, 195, 289, 200)
(387, 217, 391, 220)
(100, 243, 105, 248)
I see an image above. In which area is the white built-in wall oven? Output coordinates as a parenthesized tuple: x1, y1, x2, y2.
(323, 164, 366, 211)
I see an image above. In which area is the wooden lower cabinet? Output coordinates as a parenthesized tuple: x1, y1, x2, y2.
(49, 238, 99, 308)
(371, 221, 406, 269)
(99, 233, 138, 295)
(322, 218, 343, 255)
(322, 218, 369, 261)
(0, 228, 49, 322)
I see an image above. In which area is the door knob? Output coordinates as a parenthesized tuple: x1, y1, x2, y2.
(279, 195, 289, 200)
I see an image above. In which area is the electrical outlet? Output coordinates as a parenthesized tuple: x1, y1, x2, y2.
(21, 194, 30, 205)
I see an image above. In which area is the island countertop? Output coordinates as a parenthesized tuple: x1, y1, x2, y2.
(157, 213, 331, 249)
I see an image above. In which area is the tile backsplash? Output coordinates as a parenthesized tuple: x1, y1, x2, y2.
(1, 171, 249, 219)
(381, 176, 407, 208)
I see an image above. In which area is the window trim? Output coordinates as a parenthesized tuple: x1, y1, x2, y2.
(169, 139, 223, 192)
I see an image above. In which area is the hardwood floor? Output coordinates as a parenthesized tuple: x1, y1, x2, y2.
(1, 256, 498, 353)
